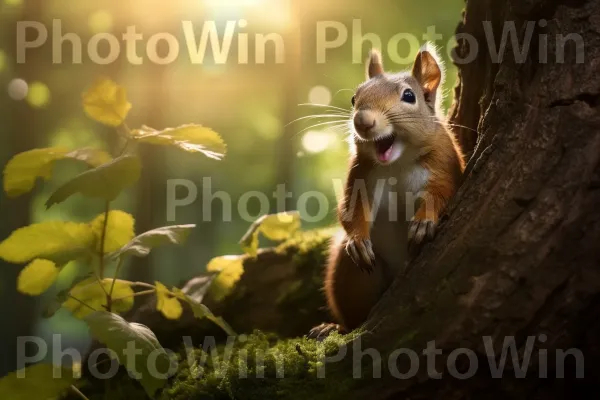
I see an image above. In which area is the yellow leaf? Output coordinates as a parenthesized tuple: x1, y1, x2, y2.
(172, 288, 236, 336)
(62, 278, 134, 318)
(206, 255, 245, 302)
(0, 221, 95, 264)
(259, 212, 301, 241)
(240, 231, 259, 257)
(90, 210, 135, 253)
(131, 124, 226, 160)
(0, 364, 76, 400)
(238, 212, 301, 257)
(64, 148, 113, 167)
(155, 282, 183, 320)
(2, 147, 112, 198)
(17, 259, 59, 296)
(83, 78, 132, 127)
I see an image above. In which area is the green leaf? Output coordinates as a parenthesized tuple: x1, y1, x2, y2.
(17, 259, 59, 296)
(90, 210, 136, 253)
(155, 282, 183, 320)
(62, 278, 134, 318)
(206, 255, 245, 302)
(46, 155, 141, 208)
(239, 212, 301, 257)
(172, 288, 236, 336)
(110, 224, 195, 259)
(83, 78, 132, 127)
(0, 221, 95, 264)
(84, 311, 172, 397)
(131, 124, 226, 160)
(0, 364, 76, 400)
(3, 147, 112, 198)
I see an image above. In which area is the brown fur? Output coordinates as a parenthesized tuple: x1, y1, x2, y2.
(324, 235, 385, 330)
(416, 126, 465, 221)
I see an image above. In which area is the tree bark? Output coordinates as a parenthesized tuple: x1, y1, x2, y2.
(353, 0, 600, 397)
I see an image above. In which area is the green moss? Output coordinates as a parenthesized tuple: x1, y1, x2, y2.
(161, 331, 355, 400)
(275, 228, 335, 256)
(272, 229, 333, 313)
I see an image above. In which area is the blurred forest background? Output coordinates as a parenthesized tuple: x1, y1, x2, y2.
(0, 0, 462, 376)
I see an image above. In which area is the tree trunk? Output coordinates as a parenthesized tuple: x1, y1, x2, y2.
(353, 0, 600, 397)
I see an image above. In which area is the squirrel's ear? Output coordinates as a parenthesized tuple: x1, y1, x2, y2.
(367, 49, 384, 79)
(412, 44, 444, 104)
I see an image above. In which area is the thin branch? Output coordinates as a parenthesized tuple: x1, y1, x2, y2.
(131, 281, 158, 290)
(111, 289, 156, 303)
(108, 257, 125, 299)
(70, 385, 90, 400)
(68, 295, 97, 313)
(98, 201, 111, 278)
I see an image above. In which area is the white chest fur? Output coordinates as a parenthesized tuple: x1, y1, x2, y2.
(367, 155, 430, 277)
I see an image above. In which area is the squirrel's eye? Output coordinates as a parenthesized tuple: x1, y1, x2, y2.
(351, 95, 356, 106)
(401, 89, 416, 104)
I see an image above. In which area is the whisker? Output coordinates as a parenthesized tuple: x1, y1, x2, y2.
(286, 114, 350, 127)
(298, 103, 352, 113)
(296, 120, 350, 133)
(332, 88, 355, 98)
(294, 121, 350, 136)
(439, 122, 480, 134)
(385, 116, 480, 135)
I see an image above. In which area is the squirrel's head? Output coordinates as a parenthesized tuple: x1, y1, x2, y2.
(351, 44, 445, 165)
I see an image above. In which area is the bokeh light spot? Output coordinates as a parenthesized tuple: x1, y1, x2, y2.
(7, 79, 28, 101)
(308, 86, 332, 105)
(26, 81, 51, 108)
(4, 0, 22, 6)
(89, 10, 114, 33)
(302, 130, 333, 154)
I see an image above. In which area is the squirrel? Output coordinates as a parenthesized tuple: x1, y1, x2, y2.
(310, 44, 465, 339)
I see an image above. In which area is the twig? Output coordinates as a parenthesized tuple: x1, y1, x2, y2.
(98, 201, 111, 278)
(68, 295, 97, 313)
(110, 289, 156, 303)
(98, 201, 111, 309)
(70, 385, 90, 400)
(108, 257, 124, 299)
(131, 281, 158, 290)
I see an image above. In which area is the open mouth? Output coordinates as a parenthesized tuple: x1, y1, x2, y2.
(374, 135, 396, 163)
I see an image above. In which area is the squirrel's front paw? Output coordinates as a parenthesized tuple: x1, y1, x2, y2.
(345, 237, 375, 272)
(408, 218, 436, 249)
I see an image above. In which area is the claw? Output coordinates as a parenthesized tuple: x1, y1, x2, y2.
(308, 323, 342, 341)
(408, 219, 436, 251)
(345, 238, 375, 273)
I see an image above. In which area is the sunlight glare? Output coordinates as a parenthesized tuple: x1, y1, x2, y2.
(308, 86, 332, 106)
(88, 10, 114, 33)
(205, 0, 264, 7)
(302, 130, 334, 154)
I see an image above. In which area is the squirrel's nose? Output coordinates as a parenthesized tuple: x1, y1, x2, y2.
(354, 111, 377, 135)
